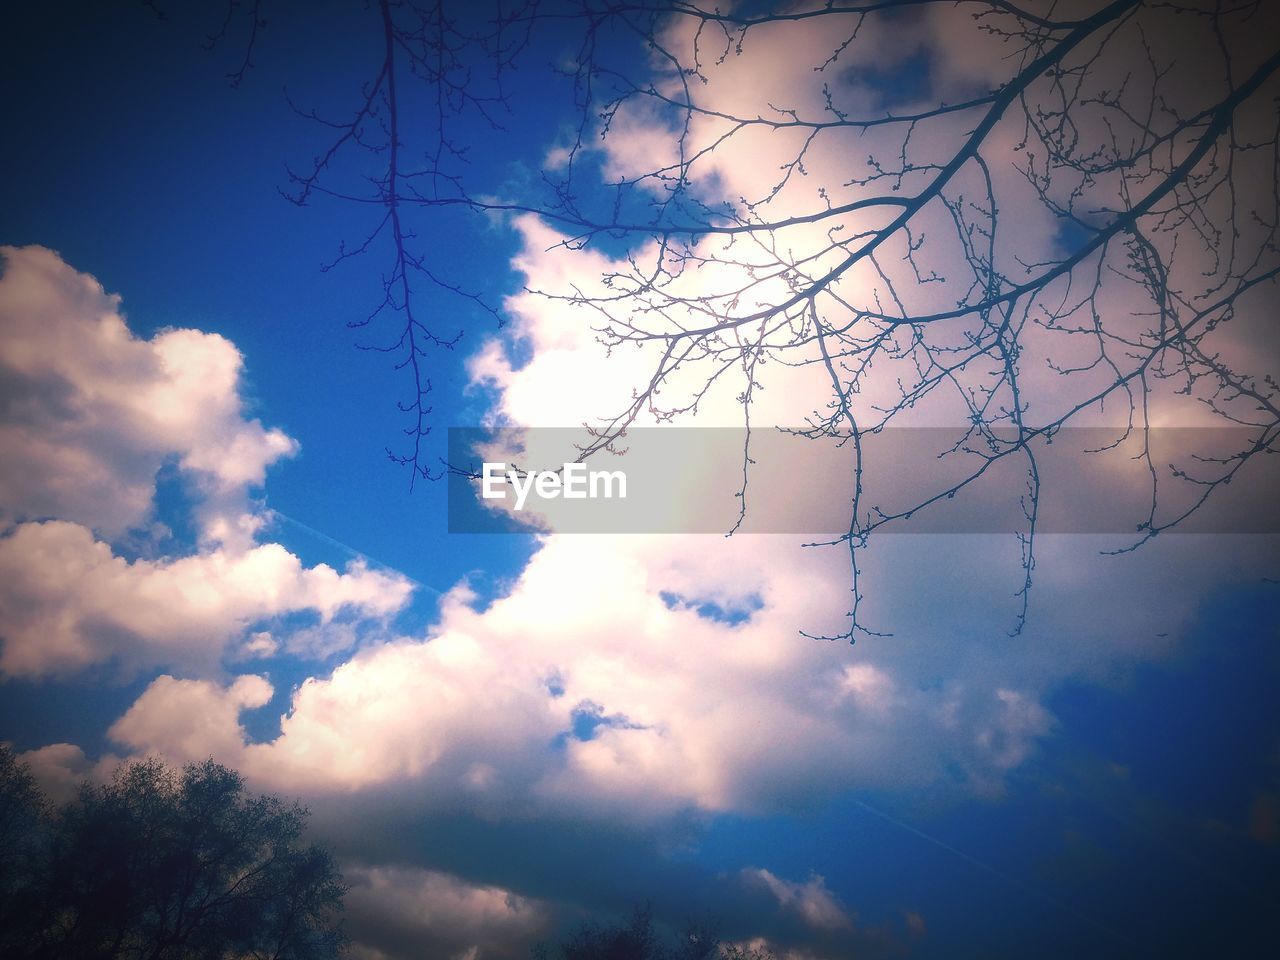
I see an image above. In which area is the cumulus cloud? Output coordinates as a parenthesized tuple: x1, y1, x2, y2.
(96, 526, 1245, 829)
(0, 520, 411, 677)
(741, 868, 853, 932)
(343, 865, 548, 960)
(16, 742, 102, 805)
(448, 3, 1276, 805)
(203, 10, 1273, 940)
(8, 10, 1278, 960)
(473, 0, 1279, 467)
(0, 248, 414, 678)
(108, 674, 274, 762)
(0, 245, 295, 544)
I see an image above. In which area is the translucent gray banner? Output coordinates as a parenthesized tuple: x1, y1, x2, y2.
(446, 426, 1280, 535)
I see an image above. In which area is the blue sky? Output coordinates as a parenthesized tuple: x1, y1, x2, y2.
(2, 2, 1279, 958)
(1, 0, 537, 751)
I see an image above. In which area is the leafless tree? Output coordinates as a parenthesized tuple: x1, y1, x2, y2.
(224, 0, 1280, 638)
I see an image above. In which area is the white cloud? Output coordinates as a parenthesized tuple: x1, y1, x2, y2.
(96, 528, 1250, 827)
(16, 742, 102, 805)
(741, 868, 853, 932)
(0, 245, 296, 545)
(238, 630, 280, 659)
(0, 248, 414, 678)
(418, 2, 1276, 833)
(108, 674, 273, 762)
(343, 865, 547, 960)
(8, 13, 1279, 960)
(474, 0, 1280, 457)
(0, 520, 411, 677)
(13, 10, 1273, 863)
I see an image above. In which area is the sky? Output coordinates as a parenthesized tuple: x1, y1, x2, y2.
(2, 2, 1279, 958)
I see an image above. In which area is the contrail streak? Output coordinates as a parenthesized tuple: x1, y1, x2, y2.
(850, 797, 1130, 946)
(268, 509, 445, 598)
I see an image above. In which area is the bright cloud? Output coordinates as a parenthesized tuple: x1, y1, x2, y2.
(0, 245, 295, 544)
(741, 868, 853, 932)
(92, 527, 1238, 826)
(0, 518, 410, 678)
(6, 7, 1278, 960)
(343, 865, 547, 960)
(0, 248, 414, 678)
(109, 673, 273, 761)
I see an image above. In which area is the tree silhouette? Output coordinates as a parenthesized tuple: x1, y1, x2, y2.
(209, 0, 1280, 636)
(0, 746, 50, 958)
(0, 746, 346, 960)
(534, 905, 720, 960)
